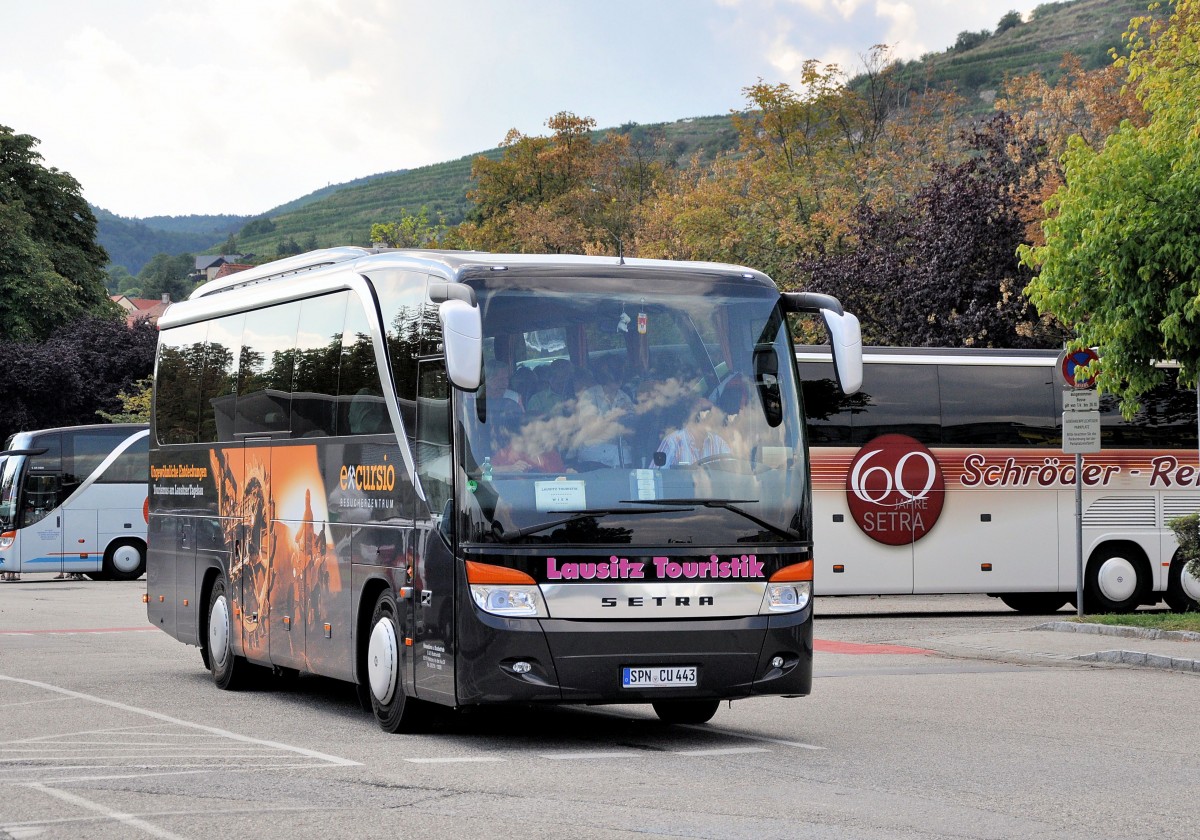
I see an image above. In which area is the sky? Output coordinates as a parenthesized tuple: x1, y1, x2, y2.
(1, 0, 1047, 219)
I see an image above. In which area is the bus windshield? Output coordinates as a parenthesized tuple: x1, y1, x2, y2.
(0, 455, 15, 530)
(453, 280, 807, 547)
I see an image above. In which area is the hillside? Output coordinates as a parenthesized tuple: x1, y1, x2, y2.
(96, 0, 1148, 275)
(885, 0, 1150, 108)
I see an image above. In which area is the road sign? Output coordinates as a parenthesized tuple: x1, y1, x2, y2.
(1057, 347, 1100, 389)
(1063, 390, 1099, 412)
(1062, 410, 1100, 453)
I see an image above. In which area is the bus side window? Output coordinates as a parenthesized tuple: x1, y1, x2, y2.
(21, 473, 60, 527)
(338, 296, 393, 436)
(291, 292, 347, 439)
(155, 321, 208, 445)
(98, 434, 149, 483)
(236, 301, 301, 437)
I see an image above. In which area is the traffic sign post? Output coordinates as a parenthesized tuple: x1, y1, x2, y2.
(1059, 349, 1101, 617)
(1057, 347, 1100, 389)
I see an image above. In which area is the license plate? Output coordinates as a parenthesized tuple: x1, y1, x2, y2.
(622, 665, 697, 688)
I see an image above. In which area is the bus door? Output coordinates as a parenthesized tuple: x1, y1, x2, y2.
(412, 359, 456, 703)
(237, 441, 272, 665)
(60, 475, 99, 575)
(20, 470, 65, 576)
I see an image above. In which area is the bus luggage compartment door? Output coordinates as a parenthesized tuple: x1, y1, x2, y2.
(62, 508, 98, 574)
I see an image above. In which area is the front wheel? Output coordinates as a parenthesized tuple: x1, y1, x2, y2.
(1085, 545, 1147, 613)
(652, 699, 720, 725)
(365, 591, 426, 733)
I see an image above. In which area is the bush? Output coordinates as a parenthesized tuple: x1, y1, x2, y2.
(1167, 512, 1200, 580)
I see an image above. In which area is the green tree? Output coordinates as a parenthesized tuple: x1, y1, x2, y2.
(0, 125, 111, 342)
(96, 377, 152, 423)
(370, 206, 446, 248)
(996, 11, 1022, 34)
(105, 264, 135, 294)
(138, 252, 194, 301)
(1021, 0, 1200, 414)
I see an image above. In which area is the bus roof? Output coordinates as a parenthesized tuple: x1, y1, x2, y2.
(187, 248, 776, 303)
(794, 345, 1063, 366)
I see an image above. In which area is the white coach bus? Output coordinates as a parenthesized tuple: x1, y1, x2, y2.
(0, 423, 149, 580)
(797, 346, 1200, 614)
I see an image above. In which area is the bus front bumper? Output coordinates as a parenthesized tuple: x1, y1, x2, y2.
(454, 608, 813, 706)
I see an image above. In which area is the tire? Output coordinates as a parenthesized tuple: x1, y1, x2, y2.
(1164, 552, 1200, 613)
(1085, 545, 1147, 613)
(207, 578, 254, 690)
(652, 699, 721, 725)
(997, 593, 1070, 615)
(365, 590, 426, 733)
(104, 538, 145, 582)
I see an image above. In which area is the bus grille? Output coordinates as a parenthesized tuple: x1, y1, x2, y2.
(1083, 497, 1157, 529)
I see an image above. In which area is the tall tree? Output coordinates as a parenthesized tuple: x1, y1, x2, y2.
(996, 54, 1147, 246)
(1021, 0, 1200, 413)
(804, 115, 1066, 348)
(460, 112, 666, 255)
(641, 47, 963, 283)
(138, 252, 194, 301)
(0, 126, 111, 341)
(0, 316, 158, 441)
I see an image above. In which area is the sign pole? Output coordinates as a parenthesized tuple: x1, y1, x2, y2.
(1075, 452, 1084, 618)
(1058, 347, 1101, 618)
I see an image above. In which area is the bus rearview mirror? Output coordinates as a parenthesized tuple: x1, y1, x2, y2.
(781, 292, 863, 396)
(822, 310, 862, 396)
(439, 299, 483, 391)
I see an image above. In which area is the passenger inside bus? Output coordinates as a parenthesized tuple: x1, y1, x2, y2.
(654, 398, 731, 468)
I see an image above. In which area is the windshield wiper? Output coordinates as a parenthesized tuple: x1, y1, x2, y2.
(622, 498, 798, 540)
(493, 506, 691, 542)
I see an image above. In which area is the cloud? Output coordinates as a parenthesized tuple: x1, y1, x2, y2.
(2, 0, 1043, 217)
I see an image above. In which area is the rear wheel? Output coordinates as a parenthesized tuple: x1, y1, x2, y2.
(997, 593, 1070, 615)
(207, 578, 255, 690)
(1085, 545, 1147, 613)
(1165, 552, 1200, 613)
(104, 539, 145, 582)
(652, 699, 721, 725)
(366, 590, 426, 733)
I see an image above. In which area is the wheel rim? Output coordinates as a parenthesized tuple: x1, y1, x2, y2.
(111, 544, 141, 574)
(209, 595, 230, 668)
(1097, 556, 1137, 603)
(367, 616, 398, 705)
(1182, 564, 1200, 601)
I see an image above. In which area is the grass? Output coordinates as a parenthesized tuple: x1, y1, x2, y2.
(1074, 612, 1200, 633)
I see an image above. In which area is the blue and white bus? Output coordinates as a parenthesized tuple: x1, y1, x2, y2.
(0, 423, 149, 580)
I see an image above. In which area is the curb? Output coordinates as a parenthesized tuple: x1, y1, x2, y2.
(1032, 621, 1200, 643)
(1072, 650, 1200, 672)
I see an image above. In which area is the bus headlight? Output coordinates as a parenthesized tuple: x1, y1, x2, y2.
(0, 531, 14, 551)
(761, 581, 811, 613)
(470, 584, 547, 618)
(760, 560, 814, 613)
(465, 560, 548, 618)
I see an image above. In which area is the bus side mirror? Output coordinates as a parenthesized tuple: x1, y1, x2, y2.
(781, 292, 863, 396)
(439, 299, 482, 391)
(822, 310, 862, 396)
